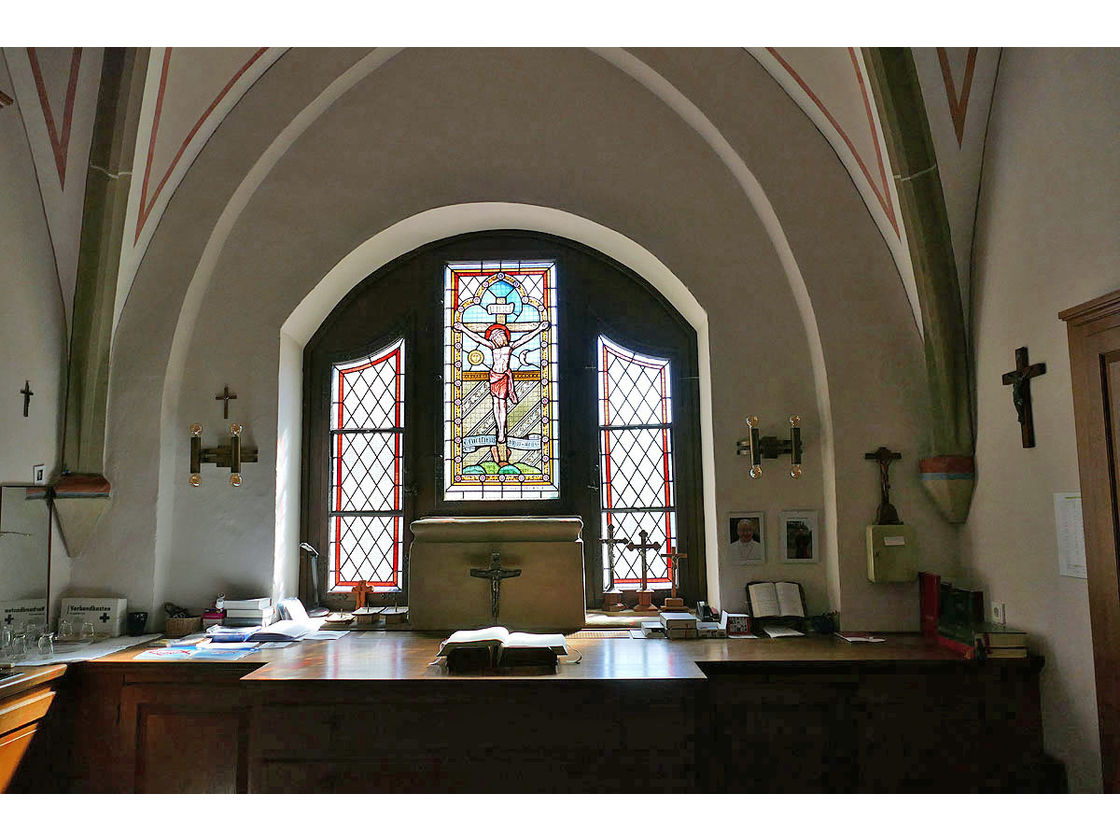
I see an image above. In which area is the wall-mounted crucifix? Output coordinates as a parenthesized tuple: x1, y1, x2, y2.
(864, 446, 903, 525)
(1002, 347, 1046, 448)
(215, 385, 237, 419)
(19, 381, 33, 417)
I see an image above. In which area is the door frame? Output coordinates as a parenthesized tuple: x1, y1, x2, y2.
(1060, 288, 1120, 793)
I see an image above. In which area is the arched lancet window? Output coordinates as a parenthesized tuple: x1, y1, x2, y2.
(302, 231, 704, 611)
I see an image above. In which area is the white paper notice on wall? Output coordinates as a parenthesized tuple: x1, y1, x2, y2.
(1053, 492, 1087, 579)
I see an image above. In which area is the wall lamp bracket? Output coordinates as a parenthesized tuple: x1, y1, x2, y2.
(736, 415, 804, 479)
(189, 423, 258, 487)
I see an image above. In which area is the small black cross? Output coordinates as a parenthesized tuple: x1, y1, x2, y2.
(864, 447, 903, 525)
(470, 552, 522, 622)
(99, 612, 110, 623)
(1002, 346, 1047, 448)
(19, 381, 33, 417)
(216, 385, 237, 419)
(3, 614, 12, 625)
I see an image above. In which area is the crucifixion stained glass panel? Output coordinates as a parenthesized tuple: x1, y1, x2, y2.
(443, 261, 559, 501)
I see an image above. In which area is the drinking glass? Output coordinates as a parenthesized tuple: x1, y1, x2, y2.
(80, 621, 96, 640)
(37, 633, 55, 657)
(0, 625, 11, 655)
(9, 632, 28, 662)
(57, 618, 73, 640)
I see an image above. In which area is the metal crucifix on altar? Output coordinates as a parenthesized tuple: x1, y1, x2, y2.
(600, 523, 629, 612)
(627, 530, 662, 613)
(470, 552, 522, 622)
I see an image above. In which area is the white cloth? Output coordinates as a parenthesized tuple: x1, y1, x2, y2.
(14, 633, 160, 666)
(730, 539, 763, 564)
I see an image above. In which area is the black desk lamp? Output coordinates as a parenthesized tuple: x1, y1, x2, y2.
(298, 542, 331, 617)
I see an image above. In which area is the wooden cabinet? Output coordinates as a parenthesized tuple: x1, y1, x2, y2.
(69, 663, 256, 793)
(0, 665, 66, 793)
(248, 681, 700, 793)
(705, 659, 1049, 793)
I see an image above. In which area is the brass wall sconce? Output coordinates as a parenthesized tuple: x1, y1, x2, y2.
(736, 415, 804, 479)
(189, 423, 258, 486)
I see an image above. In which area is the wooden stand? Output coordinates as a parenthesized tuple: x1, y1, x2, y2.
(603, 591, 625, 612)
(662, 597, 685, 609)
(633, 590, 658, 612)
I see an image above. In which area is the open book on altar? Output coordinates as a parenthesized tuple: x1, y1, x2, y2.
(437, 626, 568, 672)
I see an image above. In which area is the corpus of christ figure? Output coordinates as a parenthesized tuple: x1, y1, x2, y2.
(453, 313, 547, 467)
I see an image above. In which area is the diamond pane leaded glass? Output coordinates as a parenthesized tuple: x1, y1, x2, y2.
(328, 338, 404, 591)
(598, 336, 676, 590)
(444, 261, 559, 501)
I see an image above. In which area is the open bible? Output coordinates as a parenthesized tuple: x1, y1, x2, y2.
(436, 626, 569, 673)
(745, 581, 807, 637)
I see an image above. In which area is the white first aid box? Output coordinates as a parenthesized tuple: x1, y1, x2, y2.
(60, 597, 128, 637)
(1, 599, 48, 630)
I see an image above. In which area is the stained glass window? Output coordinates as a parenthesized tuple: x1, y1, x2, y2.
(598, 336, 677, 590)
(328, 337, 405, 592)
(444, 261, 559, 501)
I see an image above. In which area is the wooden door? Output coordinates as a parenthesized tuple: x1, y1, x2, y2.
(1061, 289, 1120, 793)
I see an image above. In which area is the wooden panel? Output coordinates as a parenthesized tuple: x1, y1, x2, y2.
(122, 683, 250, 794)
(0, 687, 55, 736)
(0, 722, 39, 791)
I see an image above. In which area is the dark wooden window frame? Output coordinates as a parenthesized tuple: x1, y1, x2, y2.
(301, 231, 706, 611)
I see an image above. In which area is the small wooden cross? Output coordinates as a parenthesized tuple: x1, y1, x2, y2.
(470, 552, 522, 622)
(864, 446, 903, 525)
(660, 551, 688, 600)
(352, 580, 373, 610)
(19, 381, 33, 417)
(215, 385, 237, 419)
(600, 523, 629, 590)
(1002, 346, 1047, 448)
(626, 530, 662, 591)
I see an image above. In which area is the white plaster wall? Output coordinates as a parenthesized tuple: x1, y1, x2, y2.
(964, 48, 1119, 793)
(0, 55, 69, 615)
(76, 48, 958, 631)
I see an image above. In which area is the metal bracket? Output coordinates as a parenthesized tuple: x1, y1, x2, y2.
(189, 423, 259, 486)
(736, 415, 804, 479)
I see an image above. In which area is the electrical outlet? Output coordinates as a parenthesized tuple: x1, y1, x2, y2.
(992, 603, 1006, 625)
(32, 464, 45, 485)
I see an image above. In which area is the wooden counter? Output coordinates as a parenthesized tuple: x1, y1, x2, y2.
(68, 631, 1056, 793)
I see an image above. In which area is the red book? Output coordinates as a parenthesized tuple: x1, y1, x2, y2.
(919, 571, 940, 637)
(936, 633, 977, 659)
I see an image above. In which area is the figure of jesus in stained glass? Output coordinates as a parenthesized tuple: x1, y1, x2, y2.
(444, 262, 559, 501)
(452, 319, 548, 466)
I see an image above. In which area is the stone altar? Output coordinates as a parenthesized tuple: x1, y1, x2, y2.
(408, 516, 585, 632)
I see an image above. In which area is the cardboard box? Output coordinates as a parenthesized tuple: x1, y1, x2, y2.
(60, 597, 128, 637)
(698, 620, 726, 638)
(1, 599, 47, 630)
(720, 610, 752, 637)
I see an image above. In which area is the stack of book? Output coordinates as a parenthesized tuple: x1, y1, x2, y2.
(975, 623, 1029, 659)
(216, 596, 274, 627)
(936, 583, 984, 658)
(660, 611, 698, 639)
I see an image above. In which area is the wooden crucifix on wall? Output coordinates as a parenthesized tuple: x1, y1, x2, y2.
(1002, 346, 1047, 448)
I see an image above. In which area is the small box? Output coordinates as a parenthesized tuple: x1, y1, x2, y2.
(1, 599, 47, 629)
(721, 611, 752, 637)
(697, 620, 726, 638)
(60, 597, 128, 637)
(866, 524, 919, 582)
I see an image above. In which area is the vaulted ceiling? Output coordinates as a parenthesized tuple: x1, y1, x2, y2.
(1, 47, 999, 337)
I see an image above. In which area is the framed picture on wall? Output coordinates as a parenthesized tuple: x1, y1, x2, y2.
(728, 511, 765, 564)
(779, 510, 818, 563)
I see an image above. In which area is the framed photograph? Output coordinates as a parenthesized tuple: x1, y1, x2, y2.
(728, 511, 765, 564)
(779, 510, 818, 563)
